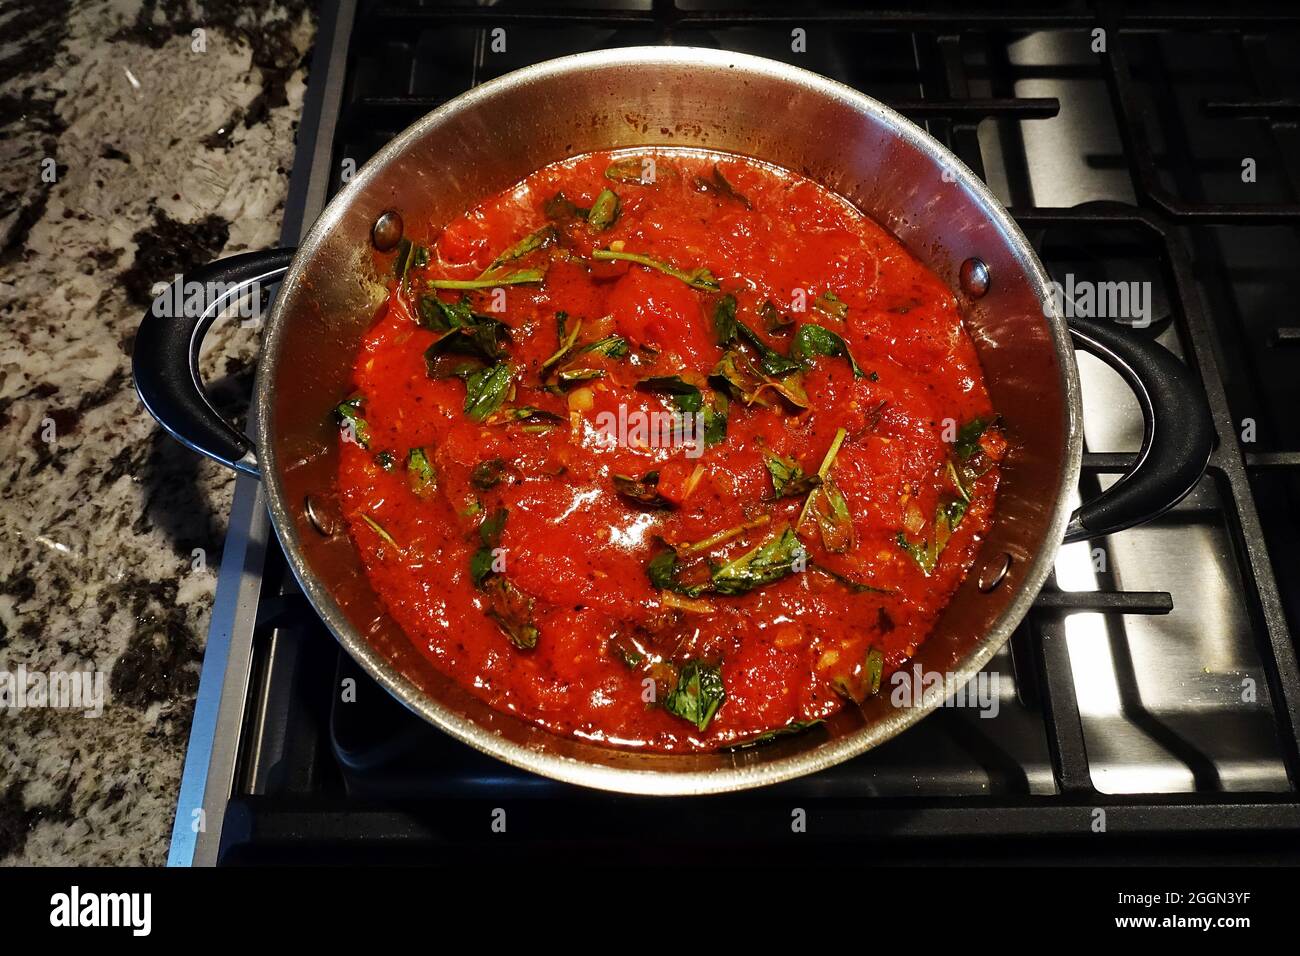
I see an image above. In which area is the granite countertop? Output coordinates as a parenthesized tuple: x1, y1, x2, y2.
(0, 0, 315, 865)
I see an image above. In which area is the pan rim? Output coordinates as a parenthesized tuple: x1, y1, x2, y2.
(254, 45, 1082, 795)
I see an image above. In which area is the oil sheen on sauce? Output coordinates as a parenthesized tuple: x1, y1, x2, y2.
(337, 147, 1005, 752)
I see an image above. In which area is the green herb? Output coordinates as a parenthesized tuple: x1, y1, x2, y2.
(612, 471, 672, 509)
(489, 406, 564, 427)
(693, 164, 752, 210)
(360, 513, 400, 551)
(424, 314, 510, 380)
(737, 322, 802, 378)
(375, 450, 396, 471)
(793, 323, 865, 378)
(463, 363, 514, 421)
(896, 498, 967, 575)
(578, 334, 629, 359)
(334, 395, 370, 449)
(813, 290, 849, 321)
(647, 546, 709, 598)
(810, 476, 854, 553)
(703, 392, 728, 447)
(541, 314, 583, 372)
(808, 563, 894, 595)
(711, 526, 806, 596)
(605, 157, 652, 185)
(470, 458, 509, 490)
(763, 450, 820, 498)
(663, 660, 726, 731)
(759, 299, 794, 332)
(592, 248, 720, 291)
(587, 189, 621, 231)
(417, 294, 475, 331)
(428, 268, 545, 290)
(556, 367, 605, 386)
(406, 447, 436, 497)
(953, 416, 990, 461)
(393, 239, 429, 293)
(726, 719, 824, 750)
(712, 294, 738, 346)
(484, 576, 540, 650)
(638, 375, 703, 412)
(470, 507, 508, 588)
(544, 191, 589, 221)
(830, 646, 885, 704)
(479, 225, 557, 278)
(796, 427, 849, 531)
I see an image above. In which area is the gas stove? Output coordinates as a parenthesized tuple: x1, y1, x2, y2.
(168, 0, 1300, 865)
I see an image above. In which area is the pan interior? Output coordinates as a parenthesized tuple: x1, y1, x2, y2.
(256, 47, 1078, 793)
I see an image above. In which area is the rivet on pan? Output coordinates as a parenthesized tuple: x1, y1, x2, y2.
(371, 210, 404, 252)
(960, 257, 990, 298)
(304, 495, 336, 537)
(977, 552, 1012, 593)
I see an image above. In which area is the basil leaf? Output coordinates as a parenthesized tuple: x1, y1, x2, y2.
(693, 164, 752, 210)
(704, 392, 728, 447)
(406, 447, 436, 497)
(726, 719, 824, 750)
(712, 293, 738, 346)
(542, 313, 582, 372)
(638, 375, 703, 414)
(556, 368, 605, 386)
(463, 364, 513, 421)
(605, 157, 652, 185)
(592, 248, 720, 291)
(811, 476, 855, 553)
(485, 576, 540, 650)
(813, 290, 849, 321)
(579, 334, 629, 359)
(792, 323, 865, 378)
(830, 646, 885, 704)
(545, 191, 589, 221)
(646, 546, 710, 598)
(587, 189, 621, 231)
(759, 299, 794, 332)
(429, 269, 545, 290)
(808, 563, 895, 595)
(711, 526, 806, 596)
(479, 225, 557, 278)
(737, 322, 802, 377)
(417, 294, 475, 331)
(663, 660, 726, 731)
(763, 450, 820, 498)
(954, 416, 990, 461)
(394, 239, 429, 292)
(612, 471, 673, 509)
(470, 458, 510, 490)
(375, 450, 396, 471)
(471, 507, 508, 588)
(334, 395, 370, 449)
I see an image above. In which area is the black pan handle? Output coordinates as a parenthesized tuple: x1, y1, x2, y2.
(132, 249, 296, 477)
(1063, 316, 1215, 543)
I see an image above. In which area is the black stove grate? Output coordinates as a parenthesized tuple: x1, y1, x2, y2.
(214, 0, 1300, 862)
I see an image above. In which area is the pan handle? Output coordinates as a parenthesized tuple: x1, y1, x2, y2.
(1063, 316, 1215, 544)
(132, 248, 296, 478)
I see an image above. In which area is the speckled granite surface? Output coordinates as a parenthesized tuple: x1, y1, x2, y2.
(0, 0, 315, 865)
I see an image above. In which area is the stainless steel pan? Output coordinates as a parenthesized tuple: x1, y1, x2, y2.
(133, 48, 1214, 794)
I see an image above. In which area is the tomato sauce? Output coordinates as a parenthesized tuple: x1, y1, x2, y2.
(336, 148, 1004, 752)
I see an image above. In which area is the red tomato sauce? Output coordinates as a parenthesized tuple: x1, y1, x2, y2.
(336, 148, 1004, 752)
